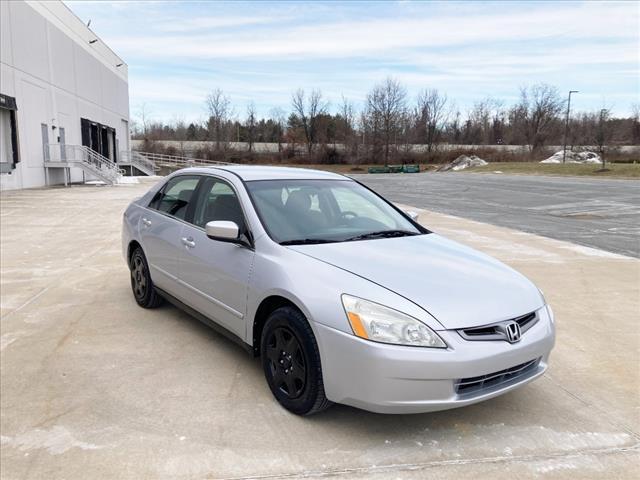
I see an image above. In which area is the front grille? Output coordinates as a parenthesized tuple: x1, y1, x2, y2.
(455, 358, 540, 396)
(458, 311, 538, 342)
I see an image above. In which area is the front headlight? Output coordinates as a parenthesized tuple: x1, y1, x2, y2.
(341, 294, 447, 348)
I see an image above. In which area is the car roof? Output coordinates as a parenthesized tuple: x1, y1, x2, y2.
(179, 165, 349, 182)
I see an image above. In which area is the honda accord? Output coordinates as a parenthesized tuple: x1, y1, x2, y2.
(122, 166, 555, 415)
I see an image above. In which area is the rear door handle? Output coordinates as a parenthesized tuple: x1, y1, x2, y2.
(181, 237, 196, 248)
(142, 217, 152, 227)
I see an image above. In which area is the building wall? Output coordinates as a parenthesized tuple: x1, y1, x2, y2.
(0, 0, 129, 190)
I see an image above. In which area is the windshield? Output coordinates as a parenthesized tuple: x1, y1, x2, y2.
(245, 179, 425, 244)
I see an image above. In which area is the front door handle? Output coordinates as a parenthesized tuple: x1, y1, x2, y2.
(142, 217, 152, 227)
(181, 237, 196, 248)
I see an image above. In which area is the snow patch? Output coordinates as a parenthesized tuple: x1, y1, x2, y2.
(0, 332, 27, 351)
(438, 155, 488, 172)
(1, 426, 103, 455)
(541, 150, 601, 164)
(556, 243, 630, 259)
(117, 176, 140, 184)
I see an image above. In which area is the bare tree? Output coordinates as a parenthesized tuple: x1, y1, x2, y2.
(245, 102, 257, 154)
(269, 107, 286, 152)
(415, 89, 448, 153)
(446, 109, 462, 144)
(515, 84, 564, 152)
(205, 88, 231, 150)
(291, 88, 328, 155)
(135, 103, 153, 138)
(594, 108, 613, 168)
(631, 103, 640, 145)
(366, 78, 407, 164)
(339, 95, 357, 157)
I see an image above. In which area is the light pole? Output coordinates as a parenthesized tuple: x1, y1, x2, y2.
(562, 90, 579, 164)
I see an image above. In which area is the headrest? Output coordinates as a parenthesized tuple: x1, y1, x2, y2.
(285, 190, 311, 212)
(178, 189, 193, 203)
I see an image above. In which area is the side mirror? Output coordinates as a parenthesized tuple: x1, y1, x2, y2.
(405, 210, 419, 221)
(205, 220, 239, 242)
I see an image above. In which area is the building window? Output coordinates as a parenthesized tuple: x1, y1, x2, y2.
(0, 94, 19, 174)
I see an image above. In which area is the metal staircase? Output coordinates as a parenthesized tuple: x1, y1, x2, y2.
(45, 144, 124, 185)
(44, 145, 238, 186)
(118, 150, 158, 176)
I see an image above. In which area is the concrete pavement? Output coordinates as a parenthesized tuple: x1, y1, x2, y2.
(1, 180, 638, 479)
(355, 173, 640, 258)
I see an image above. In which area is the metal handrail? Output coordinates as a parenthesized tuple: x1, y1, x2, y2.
(119, 150, 157, 175)
(46, 144, 123, 183)
(133, 151, 237, 168)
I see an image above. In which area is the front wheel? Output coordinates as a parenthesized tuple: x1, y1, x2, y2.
(261, 306, 332, 415)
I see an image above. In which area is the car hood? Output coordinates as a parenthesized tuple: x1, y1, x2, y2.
(288, 234, 544, 329)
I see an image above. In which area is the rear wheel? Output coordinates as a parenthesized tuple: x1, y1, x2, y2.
(130, 247, 163, 308)
(261, 306, 331, 415)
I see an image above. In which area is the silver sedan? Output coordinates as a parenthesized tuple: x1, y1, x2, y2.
(122, 166, 555, 415)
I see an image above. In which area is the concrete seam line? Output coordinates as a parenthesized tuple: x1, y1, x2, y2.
(0, 237, 116, 321)
(544, 373, 640, 442)
(0, 286, 51, 321)
(212, 443, 640, 480)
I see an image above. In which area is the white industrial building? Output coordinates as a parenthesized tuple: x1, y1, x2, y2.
(0, 0, 132, 190)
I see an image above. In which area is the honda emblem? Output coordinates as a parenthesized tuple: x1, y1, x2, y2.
(505, 321, 522, 343)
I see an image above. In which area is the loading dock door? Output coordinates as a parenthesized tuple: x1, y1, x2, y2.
(100, 126, 109, 158)
(81, 118, 117, 162)
(90, 123, 99, 153)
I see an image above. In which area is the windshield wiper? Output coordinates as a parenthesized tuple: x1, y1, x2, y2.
(343, 230, 420, 242)
(280, 238, 336, 246)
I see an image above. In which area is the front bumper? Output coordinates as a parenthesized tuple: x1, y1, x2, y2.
(314, 309, 555, 414)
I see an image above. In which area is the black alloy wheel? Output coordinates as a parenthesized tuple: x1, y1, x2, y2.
(265, 326, 307, 399)
(261, 306, 332, 415)
(129, 247, 162, 308)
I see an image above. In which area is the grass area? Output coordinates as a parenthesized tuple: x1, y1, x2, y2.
(457, 162, 640, 178)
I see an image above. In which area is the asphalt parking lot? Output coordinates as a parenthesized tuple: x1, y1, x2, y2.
(1, 179, 639, 479)
(355, 173, 640, 258)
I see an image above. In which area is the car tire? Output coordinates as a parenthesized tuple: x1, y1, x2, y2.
(129, 247, 163, 308)
(261, 306, 332, 415)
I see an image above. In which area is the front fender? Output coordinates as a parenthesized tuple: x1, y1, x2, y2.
(245, 237, 444, 347)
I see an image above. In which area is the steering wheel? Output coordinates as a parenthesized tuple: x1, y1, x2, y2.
(340, 211, 359, 220)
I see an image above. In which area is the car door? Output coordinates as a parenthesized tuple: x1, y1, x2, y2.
(139, 175, 201, 294)
(178, 175, 255, 339)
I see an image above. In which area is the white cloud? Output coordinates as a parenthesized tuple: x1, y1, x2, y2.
(107, 2, 638, 61)
(156, 15, 287, 32)
(73, 0, 638, 120)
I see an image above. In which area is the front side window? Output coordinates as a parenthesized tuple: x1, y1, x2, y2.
(245, 179, 424, 244)
(192, 176, 246, 230)
(149, 175, 200, 220)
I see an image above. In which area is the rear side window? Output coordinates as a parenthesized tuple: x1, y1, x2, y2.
(149, 175, 200, 220)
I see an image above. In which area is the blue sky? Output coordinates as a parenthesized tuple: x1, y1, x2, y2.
(66, 1, 639, 124)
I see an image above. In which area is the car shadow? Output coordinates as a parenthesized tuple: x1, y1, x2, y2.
(160, 300, 550, 441)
